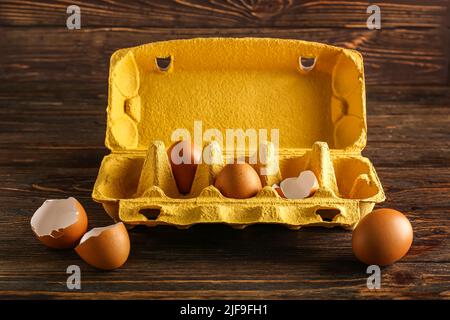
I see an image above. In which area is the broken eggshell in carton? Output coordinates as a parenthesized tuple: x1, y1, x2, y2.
(278, 170, 319, 199)
(30, 197, 88, 249)
(75, 222, 130, 270)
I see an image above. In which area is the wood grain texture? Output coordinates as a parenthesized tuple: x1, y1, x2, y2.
(0, 0, 449, 300)
(0, 27, 448, 85)
(0, 0, 448, 28)
(0, 80, 449, 299)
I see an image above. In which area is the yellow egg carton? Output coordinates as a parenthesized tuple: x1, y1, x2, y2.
(92, 38, 385, 230)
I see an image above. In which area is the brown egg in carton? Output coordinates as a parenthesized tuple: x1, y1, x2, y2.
(93, 140, 384, 230)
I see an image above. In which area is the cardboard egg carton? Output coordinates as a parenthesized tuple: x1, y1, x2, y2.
(92, 38, 385, 229)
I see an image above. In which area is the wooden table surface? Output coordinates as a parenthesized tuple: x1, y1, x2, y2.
(0, 1, 449, 299)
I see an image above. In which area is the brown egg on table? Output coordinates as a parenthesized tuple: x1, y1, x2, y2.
(75, 222, 130, 270)
(30, 197, 88, 249)
(214, 163, 262, 199)
(352, 208, 413, 266)
(167, 140, 202, 194)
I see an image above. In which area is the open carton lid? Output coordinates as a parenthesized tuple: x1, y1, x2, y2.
(106, 38, 366, 155)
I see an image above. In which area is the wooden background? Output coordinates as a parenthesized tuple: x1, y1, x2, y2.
(0, 0, 449, 299)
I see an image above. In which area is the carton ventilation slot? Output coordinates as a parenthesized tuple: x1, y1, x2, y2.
(316, 208, 341, 222)
(299, 56, 316, 72)
(139, 207, 161, 220)
(155, 56, 172, 72)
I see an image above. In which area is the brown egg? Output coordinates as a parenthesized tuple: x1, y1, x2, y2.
(167, 140, 202, 194)
(31, 197, 88, 249)
(214, 163, 262, 199)
(352, 208, 413, 266)
(75, 222, 130, 270)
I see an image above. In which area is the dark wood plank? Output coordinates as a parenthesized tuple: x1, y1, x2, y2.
(2, 165, 449, 223)
(0, 255, 448, 299)
(0, 27, 448, 86)
(0, 185, 448, 299)
(0, 0, 449, 298)
(1, 82, 448, 168)
(0, 160, 449, 299)
(0, 82, 449, 299)
(0, 0, 448, 28)
(0, 114, 448, 168)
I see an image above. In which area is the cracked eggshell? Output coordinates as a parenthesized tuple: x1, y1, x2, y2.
(31, 197, 88, 249)
(75, 222, 130, 270)
(280, 170, 319, 199)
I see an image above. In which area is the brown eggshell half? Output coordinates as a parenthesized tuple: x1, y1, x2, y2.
(167, 140, 202, 194)
(75, 222, 130, 270)
(352, 208, 413, 266)
(214, 163, 262, 199)
(31, 197, 88, 249)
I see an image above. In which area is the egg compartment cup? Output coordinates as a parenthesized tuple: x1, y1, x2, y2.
(92, 37, 385, 229)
